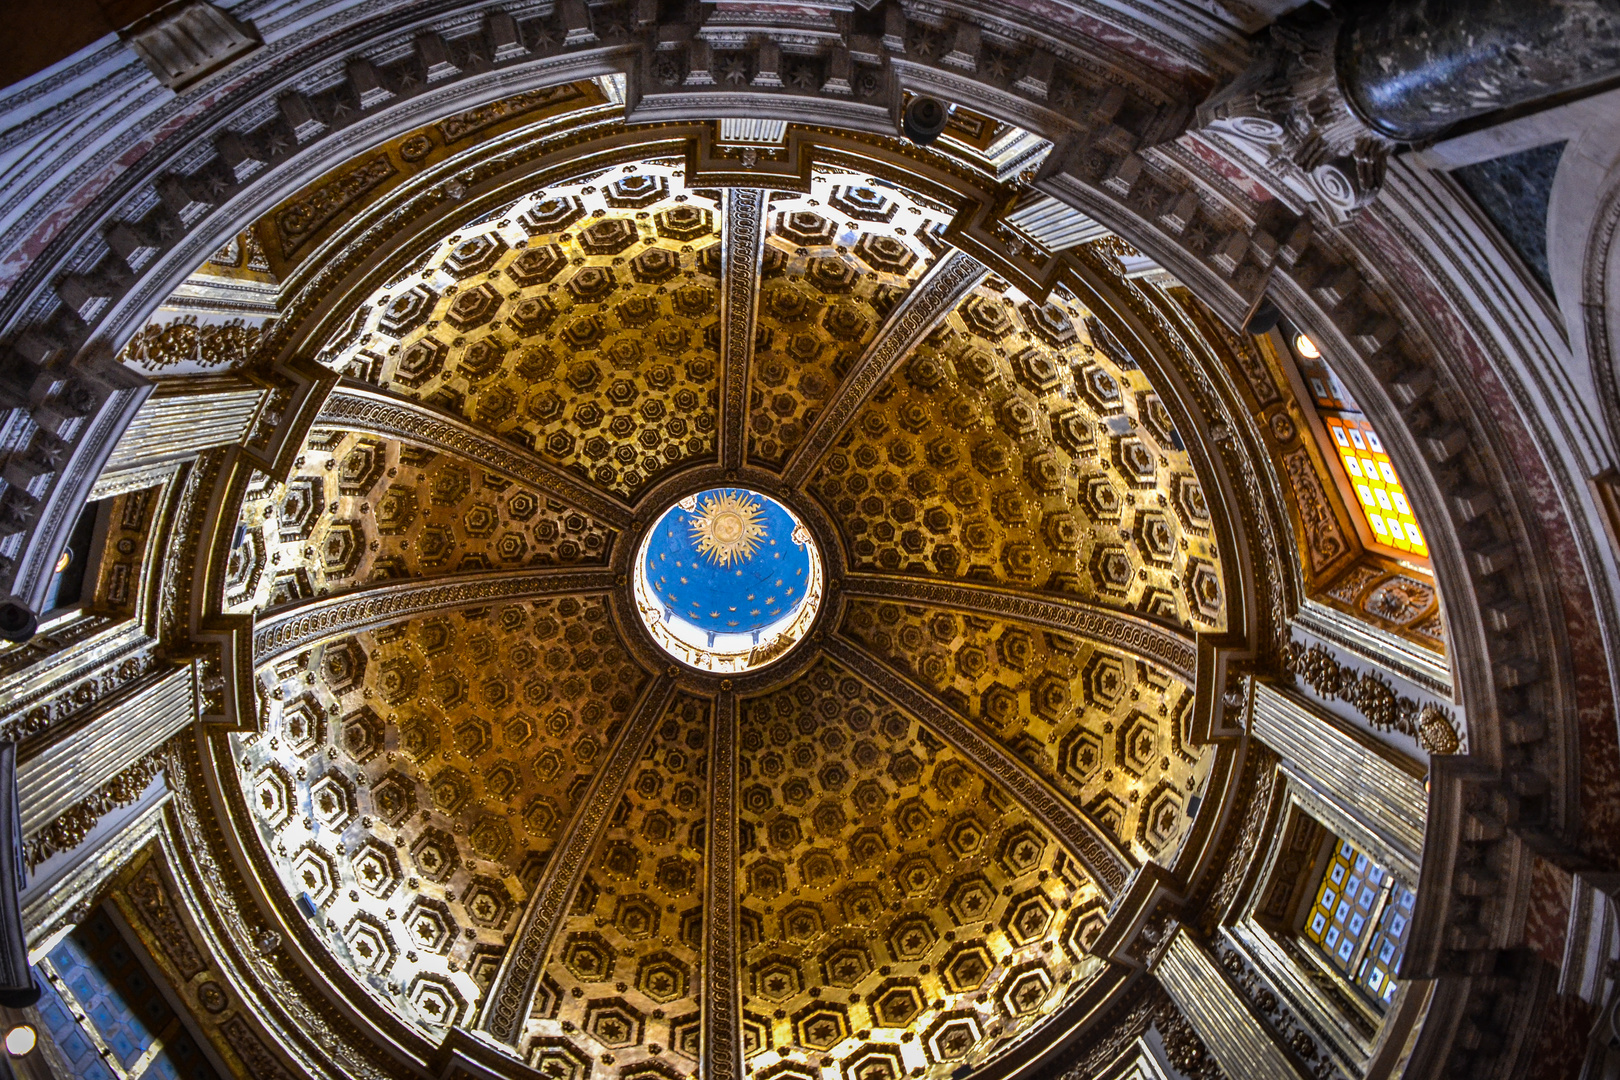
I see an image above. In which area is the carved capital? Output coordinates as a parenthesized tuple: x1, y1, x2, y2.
(1192, 17, 1391, 224)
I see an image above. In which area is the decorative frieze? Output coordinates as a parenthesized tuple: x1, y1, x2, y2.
(18, 664, 194, 844)
(22, 746, 166, 871)
(117, 852, 298, 1080)
(116, 317, 263, 373)
(1281, 639, 1460, 756)
(1209, 935, 1351, 1080)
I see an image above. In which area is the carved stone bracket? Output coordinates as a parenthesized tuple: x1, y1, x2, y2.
(124, 1, 262, 92)
(720, 189, 765, 472)
(702, 689, 743, 1080)
(1189, 15, 1392, 225)
(840, 572, 1198, 684)
(825, 635, 1133, 895)
(782, 249, 986, 486)
(475, 675, 677, 1045)
(317, 383, 634, 530)
(250, 567, 616, 665)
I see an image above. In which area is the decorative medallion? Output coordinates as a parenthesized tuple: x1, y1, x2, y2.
(689, 490, 768, 566)
(634, 488, 823, 672)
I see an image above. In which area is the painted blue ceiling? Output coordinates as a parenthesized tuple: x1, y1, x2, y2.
(642, 488, 812, 635)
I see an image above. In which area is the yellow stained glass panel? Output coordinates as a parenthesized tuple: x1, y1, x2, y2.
(1324, 415, 1427, 558)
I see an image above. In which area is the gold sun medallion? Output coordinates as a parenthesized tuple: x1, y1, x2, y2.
(690, 490, 766, 566)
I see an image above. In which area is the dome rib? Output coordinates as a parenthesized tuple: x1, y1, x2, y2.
(224, 145, 1243, 1079)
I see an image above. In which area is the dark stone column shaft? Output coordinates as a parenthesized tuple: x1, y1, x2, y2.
(1342, 0, 1620, 141)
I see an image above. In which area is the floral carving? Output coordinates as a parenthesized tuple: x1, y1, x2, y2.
(126, 858, 207, 979)
(1281, 447, 1347, 575)
(23, 747, 167, 869)
(1283, 640, 1460, 753)
(275, 155, 397, 258)
(1211, 938, 1350, 1080)
(118, 316, 262, 372)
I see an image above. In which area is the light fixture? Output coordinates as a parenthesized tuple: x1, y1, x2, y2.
(4, 1023, 36, 1056)
(53, 548, 72, 575)
(1294, 333, 1321, 359)
(901, 96, 949, 146)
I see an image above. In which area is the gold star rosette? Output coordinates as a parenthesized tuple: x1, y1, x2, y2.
(689, 490, 766, 566)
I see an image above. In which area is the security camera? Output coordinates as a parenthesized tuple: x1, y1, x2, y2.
(902, 96, 950, 146)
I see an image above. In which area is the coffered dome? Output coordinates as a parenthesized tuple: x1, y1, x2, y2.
(225, 148, 1233, 1076)
(13, 2, 1620, 1078)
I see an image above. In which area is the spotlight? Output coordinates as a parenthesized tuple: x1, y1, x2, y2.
(4, 1024, 35, 1057)
(1294, 333, 1322, 359)
(0, 600, 36, 644)
(902, 96, 949, 146)
(1242, 298, 1280, 335)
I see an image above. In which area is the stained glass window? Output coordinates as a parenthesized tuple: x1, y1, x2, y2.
(1292, 339, 1428, 561)
(37, 907, 222, 1079)
(1303, 838, 1414, 1010)
(1323, 416, 1427, 557)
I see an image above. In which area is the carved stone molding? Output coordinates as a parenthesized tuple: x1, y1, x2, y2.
(1155, 927, 1302, 1080)
(475, 675, 677, 1045)
(317, 384, 634, 530)
(21, 782, 167, 953)
(840, 571, 1198, 684)
(1253, 681, 1426, 872)
(18, 664, 194, 847)
(825, 635, 1133, 895)
(782, 248, 986, 486)
(22, 744, 167, 871)
(124, 0, 262, 92)
(249, 566, 616, 665)
(720, 189, 765, 471)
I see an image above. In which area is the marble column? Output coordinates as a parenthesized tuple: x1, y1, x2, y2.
(1193, 0, 1620, 220)
(1342, 0, 1620, 143)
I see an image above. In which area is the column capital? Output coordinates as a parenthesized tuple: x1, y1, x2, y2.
(1189, 15, 1391, 225)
